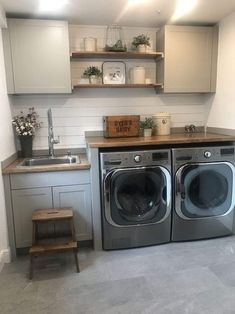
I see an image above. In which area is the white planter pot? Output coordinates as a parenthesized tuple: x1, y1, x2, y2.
(144, 128, 152, 137)
(137, 44, 147, 53)
(89, 75, 99, 84)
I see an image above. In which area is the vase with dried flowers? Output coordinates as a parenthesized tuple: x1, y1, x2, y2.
(12, 107, 42, 157)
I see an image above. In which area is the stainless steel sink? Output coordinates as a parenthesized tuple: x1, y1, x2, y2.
(18, 155, 80, 167)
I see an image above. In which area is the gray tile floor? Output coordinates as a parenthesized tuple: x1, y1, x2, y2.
(2, 236, 235, 313)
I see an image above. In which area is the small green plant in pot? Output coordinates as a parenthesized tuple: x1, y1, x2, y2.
(132, 34, 150, 52)
(140, 117, 155, 137)
(83, 66, 102, 84)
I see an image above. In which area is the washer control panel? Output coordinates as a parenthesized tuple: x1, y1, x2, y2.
(100, 149, 170, 169)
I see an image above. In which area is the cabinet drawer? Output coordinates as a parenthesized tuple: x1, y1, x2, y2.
(10, 170, 90, 189)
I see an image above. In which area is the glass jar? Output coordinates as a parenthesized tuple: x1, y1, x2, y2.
(105, 25, 126, 52)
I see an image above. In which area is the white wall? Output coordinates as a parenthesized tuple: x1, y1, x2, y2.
(11, 25, 209, 150)
(11, 92, 208, 149)
(0, 26, 16, 270)
(207, 11, 235, 129)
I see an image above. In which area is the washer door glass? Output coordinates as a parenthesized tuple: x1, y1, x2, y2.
(108, 166, 170, 226)
(177, 163, 234, 219)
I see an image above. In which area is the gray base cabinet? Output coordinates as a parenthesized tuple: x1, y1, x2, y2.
(53, 185, 92, 241)
(8, 170, 91, 249)
(12, 188, 53, 248)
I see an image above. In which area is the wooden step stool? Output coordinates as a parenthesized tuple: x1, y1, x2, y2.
(29, 207, 79, 279)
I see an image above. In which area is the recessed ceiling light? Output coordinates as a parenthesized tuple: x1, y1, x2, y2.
(171, 0, 198, 21)
(39, 0, 69, 13)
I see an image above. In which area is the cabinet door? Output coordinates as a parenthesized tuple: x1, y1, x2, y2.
(53, 185, 92, 241)
(12, 187, 52, 248)
(8, 19, 71, 94)
(163, 25, 216, 93)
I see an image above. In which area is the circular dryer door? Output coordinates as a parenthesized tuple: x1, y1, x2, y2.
(105, 166, 171, 226)
(175, 162, 235, 219)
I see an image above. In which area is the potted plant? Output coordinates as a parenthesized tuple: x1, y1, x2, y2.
(140, 117, 155, 137)
(132, 34, 150, 52)
(83, 66, 102, 84)
(12, 107, 42, 157)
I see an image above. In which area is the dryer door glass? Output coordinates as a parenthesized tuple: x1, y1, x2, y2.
(176, 163, 234, 219)
(108, 166, 170, 226)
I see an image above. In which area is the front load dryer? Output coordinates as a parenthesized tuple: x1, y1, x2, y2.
(172, 146, 235, 241)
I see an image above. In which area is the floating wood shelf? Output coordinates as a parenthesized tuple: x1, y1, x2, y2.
(71, 51, 164, 60)
(73, 83, 163, 89)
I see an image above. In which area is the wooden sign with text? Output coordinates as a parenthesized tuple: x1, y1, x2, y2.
(103, 115, 140, 138)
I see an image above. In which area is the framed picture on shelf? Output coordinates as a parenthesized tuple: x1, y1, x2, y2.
(102, 61, 126, 84)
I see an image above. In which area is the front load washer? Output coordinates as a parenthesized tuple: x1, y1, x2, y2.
(172, 146, 235, 241)
(100, 149, 171, 250)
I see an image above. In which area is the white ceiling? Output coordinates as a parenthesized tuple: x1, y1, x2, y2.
(1, 0, 235, 27)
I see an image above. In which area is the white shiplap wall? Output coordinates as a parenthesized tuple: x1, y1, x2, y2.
(11, 25, 209, 150)
(11, 90, 208, 149)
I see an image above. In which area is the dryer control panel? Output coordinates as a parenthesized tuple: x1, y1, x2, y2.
(173, 146, 235, 166)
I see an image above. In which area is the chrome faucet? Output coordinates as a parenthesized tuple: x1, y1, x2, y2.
(47, 108, 60, 157)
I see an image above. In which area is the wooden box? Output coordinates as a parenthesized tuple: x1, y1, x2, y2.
(103, 115, 140, 138)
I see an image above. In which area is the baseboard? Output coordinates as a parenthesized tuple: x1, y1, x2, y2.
(0, 248, 11, 272)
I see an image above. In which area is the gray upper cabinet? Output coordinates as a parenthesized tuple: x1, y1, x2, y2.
(12, 187, 53, 248)
(53, 184, 92, 241)
(3, 19, 71, 94)
(156, 25, 218, 93)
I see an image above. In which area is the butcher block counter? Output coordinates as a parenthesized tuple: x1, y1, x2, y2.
(86, 132, 235, 148)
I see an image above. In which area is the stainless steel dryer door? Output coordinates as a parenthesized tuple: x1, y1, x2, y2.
(175, 162, 235, 220)
(103, 166, 171, 227)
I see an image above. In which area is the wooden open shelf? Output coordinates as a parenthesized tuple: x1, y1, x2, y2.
(73, 83, 163, 90)
(70, 51, 164, 93)
(71, 51, 164, 60)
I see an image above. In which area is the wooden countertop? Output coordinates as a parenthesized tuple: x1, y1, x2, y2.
(2, 154, 90, 174)
(86, 132, 235, 148)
